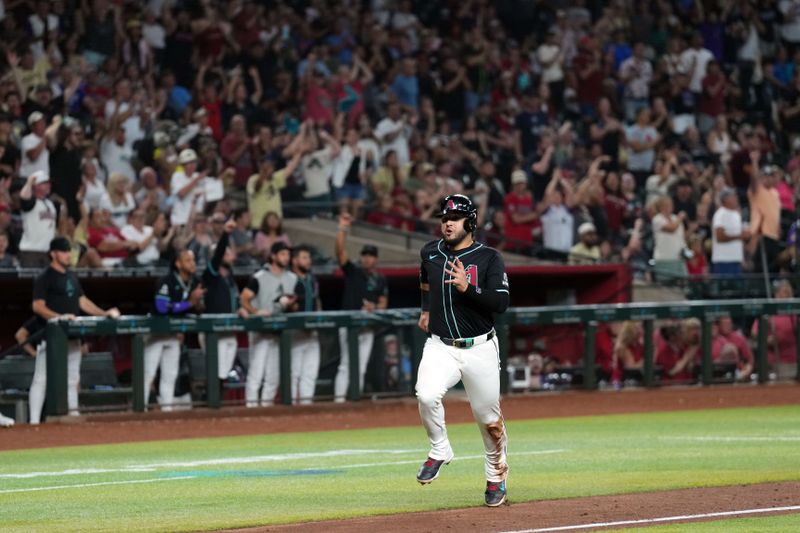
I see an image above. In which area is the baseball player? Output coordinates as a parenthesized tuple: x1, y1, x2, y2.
(333, 213, 388, 402)
(201, 219, 242, 381)
(146, 249, 204, 411)
(31, 237, 121, 423)
(239, 241, 297, 407)
(290, 245, 321, 404)
(415, 194, 511, 507)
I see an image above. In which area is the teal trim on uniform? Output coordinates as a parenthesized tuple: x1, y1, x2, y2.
(206, 261, 218, 277)
(496, 289, 509, 293)
(436, 240, 455, 339)
(456, 242, 483, 259)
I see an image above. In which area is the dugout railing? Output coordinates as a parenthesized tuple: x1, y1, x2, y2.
(42, 299, 800, 417)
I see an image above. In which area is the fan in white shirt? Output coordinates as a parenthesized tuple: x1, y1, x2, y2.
(98, 173, 136, 229)
(170, 149, 207, 226)
(120, 209, 160, 265)
(374, 103, 411, 166)
(20, 112, 49, 179)
(81, 159, 107, 211)
(100, 126, 136, 181)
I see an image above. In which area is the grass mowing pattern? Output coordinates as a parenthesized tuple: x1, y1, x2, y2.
(608, 513, 800, 532)
(1, 405, 799, 532)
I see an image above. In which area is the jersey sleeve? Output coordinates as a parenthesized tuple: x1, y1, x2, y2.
(153, 278, 173, 314)
(246, 276, 259, 295)
(32, 274, 47, 301)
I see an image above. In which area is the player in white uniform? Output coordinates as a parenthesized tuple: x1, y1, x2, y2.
(415, 194, 511, 507)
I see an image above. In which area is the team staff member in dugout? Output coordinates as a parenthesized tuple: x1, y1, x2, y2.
(201, 218, 244, 381)
(415, 194, 511, 507)
(333, 212, 388, 402)
(145, 249, 204, 411)
(31, 237, 121, 422)
(289, 245, 322, 404)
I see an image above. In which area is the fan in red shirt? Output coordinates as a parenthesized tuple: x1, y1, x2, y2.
(685, 234, 708, 277)
(711, 317, 753, 379)
(87, 208, 138, 267)
(573, 36, 604, 117)
(656, 319, 698, 382)
(504, 170, 540, 254)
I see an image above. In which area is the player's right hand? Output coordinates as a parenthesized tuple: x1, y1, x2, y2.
(338, 212, 352, 229)
(418, 312, 429, 333)
(59, 314, 76, 321)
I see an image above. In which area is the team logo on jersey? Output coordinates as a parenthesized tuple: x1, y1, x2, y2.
(65, 279, 75, 298)
(502, 273, 509, 288)
(465, 264, 478, 287)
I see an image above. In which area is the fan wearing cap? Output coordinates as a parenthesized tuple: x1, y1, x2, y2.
(415, 193, 510, 507)
(239, 241, 298, 407)
(18, 170, 59, 268)
(333, 212, 388, 403)
(503, 169, 541, 254)
(170, 148, 207, 226)
(29, 237, 121, 423)
(20, 111, 49, 179)
(568, 222, 601, 264)
(711, 188, 750, 276)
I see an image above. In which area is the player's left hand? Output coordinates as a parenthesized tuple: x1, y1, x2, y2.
(106, 308, 121, 319)
(445, 257, 469, 293)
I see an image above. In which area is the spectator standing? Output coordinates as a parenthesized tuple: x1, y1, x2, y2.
(680, 33, 715, 98)
(220, 114, 255, 189)
(626, 108, 661, 189)
(374, 103, 412, 166)
(100, 124, 136, 182)
(254, 212, 291, 264)
(332, 127, 370, 218)
(20, 112, 49, 179)
(334, 213, 388, 402)
(99, 173, 136, 228)
(748, 162, 783, 272)
(537, 30, 566, 114)
(711, 189, 749, 276)
(170, 149, 206, 227)
(651, 196, 687, 281)
(391, 58, 419, 109)
(229, 208, 257, 266)
(619, 42, 653, 122)
(698, 61, 728, 134)
(240, 241, 297, 407)
(18, 170, 58, 268)
(290, 245, 321, 405)
(49, 124, 83, 223)
(247, 151, 302, 228)
(503, 170, 539, 255)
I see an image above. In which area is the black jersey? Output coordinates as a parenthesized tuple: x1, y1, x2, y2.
(420, 239, 510, 339)
(32, 266, 83, 317)
(202, 232, 239, 313)
(153, 271, 201, 315)
(341, 260, 388, 310)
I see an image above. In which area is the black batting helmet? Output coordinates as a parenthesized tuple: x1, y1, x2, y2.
(437, 194, 477, 232)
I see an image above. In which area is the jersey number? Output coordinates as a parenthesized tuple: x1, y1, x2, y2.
(465, 264, 478, 287)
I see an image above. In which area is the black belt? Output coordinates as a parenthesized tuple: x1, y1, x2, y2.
(435, 330, 495, 348)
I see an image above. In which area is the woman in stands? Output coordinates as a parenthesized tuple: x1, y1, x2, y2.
(612, 320, 643, 385)
(254, 211, 291, 264)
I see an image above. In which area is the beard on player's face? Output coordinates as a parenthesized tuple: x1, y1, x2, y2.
(442, 217, 470, 247)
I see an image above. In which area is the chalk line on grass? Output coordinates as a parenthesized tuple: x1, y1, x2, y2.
(660, 436, 800, 443)
(0, 476, 197, 494)
(0, 448, 426, 479)
(497, 505, 800, 533)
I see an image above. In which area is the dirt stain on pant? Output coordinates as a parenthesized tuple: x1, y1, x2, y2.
(486, 417, 509, 478)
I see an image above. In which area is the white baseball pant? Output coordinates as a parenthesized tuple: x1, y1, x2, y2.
(143, 335, 181, 411)
(28, 339, 82, 424)
(415, 335, 508, 482)
(291, 331, 320, 405)
(199, 333, 239, 379)
(247, 332, 280, 407)
(334, 327, 374, 402)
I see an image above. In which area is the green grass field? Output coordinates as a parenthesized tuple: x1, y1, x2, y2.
(2, 405, 800, 532)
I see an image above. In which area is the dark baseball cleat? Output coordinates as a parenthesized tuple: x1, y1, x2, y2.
(485, 480, 507, 507)
(416, 456, 450, 484)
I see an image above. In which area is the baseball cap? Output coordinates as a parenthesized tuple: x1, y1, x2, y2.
(178, 148, 198, 164)
(28, 111, 45, 126)
(31, 170, 49, 185)
(511, 170, 527, 185)
(49, 236, 71, 252)
(361, 244, 379, 257)
(270, 241, 290, 255)
(578, 222, 597, 236)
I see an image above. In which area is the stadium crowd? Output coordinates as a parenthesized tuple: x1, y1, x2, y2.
(0, 0, 799, 278)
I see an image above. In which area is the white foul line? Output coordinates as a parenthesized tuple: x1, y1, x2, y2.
(497, 505, 800, 533)
(660, 436, 800, 442)
(0, 475, 196, 495)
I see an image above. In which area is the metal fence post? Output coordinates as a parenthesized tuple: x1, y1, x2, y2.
(347, 325, 360, 401)
(45, 321, 68, 417)
(205, 332, 220, 408)
(643, 320, 655, 387)
(701, 319, 712, 385)
(497, 319, 510, 394)
(132, 334, 145, 412)
(279, 329, 292, 405)
(756, 315, 769, 383)
(583, 321, 597, 390)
